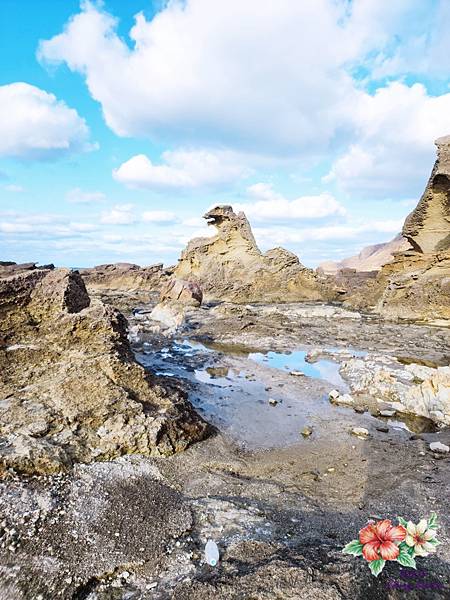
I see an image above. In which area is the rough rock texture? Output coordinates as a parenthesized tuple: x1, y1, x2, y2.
(340, 354, 450, 426)
(403, 135, 450, 253)
(344, 136, 450, 323)
(175, 205, 335, 303)
(79, 262, 169, 293)
(318, 234, 410, 274)
(0, 268, 210, 474)
(160, 278, 203, 307)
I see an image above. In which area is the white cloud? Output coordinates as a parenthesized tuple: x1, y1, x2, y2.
(113, 149, 249, 190)
(39, 0, 426, 156)
(0, 82, 93, 160)
(66, 187, 106, 203)
(324, 82, 450, 196)
(142, 210, 177, 224)
(0, 211, 97, 236)
(234, 183, 346, 222)
(3, 184, 24, 193)
(100, 204, 136, 225)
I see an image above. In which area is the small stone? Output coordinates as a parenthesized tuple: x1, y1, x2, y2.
(429, 442, 449, 454)
(301, 426, 313, 438)
(328, 389, 340, 400)
(327, 467, 335, 472)
(351, 427, 369, 438)
(379, 410, 396, 417)
(268, 398, 278, 406)
(147, 582, 158, 590)
(353, 406, 365, 414)
(290, 370, 305, 377)
(376, 426, 389, 433)
(419, 451, 426, 456)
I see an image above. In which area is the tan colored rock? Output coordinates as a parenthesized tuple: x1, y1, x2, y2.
(175, 205, 335, 303)
(343, 136, 450, 322)
(0, 268, 210, 475)
(160, 278, 203, 307)
(79, 262, 169, 293)
(403, 135, 450, 253)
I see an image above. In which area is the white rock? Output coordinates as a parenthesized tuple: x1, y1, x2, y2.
(268, 398, 278, 406)
(328, 389, 340, 400)
(429, 442, 449, 454)
(289, 370, 305, 377)
(351, 427, 369, 438)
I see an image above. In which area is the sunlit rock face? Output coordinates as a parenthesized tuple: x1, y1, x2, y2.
(175, 205, 337, 303)
(0, 266, 210, 475)
(343, 136, 450, 323)
(403, 135, 450, 254)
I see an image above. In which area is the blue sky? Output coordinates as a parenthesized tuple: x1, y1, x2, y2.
(1, 0, 450, 268)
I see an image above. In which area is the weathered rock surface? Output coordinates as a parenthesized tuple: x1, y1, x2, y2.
(343, 136, 450, 322)
(339, 354, 450, 426)
(0, 267, 210, 474)
(79, 262, 169, 293)
(160, 278, 203, 307)
(319, 233, 410, 274)
(403, 135, 450, 253)
(175, 205, 336, 303)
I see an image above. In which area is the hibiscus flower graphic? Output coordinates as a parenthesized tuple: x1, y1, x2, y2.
(342, 513, 440, 577)
(359, 519, 406, 561)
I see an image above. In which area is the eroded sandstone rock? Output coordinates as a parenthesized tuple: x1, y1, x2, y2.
(0, 268, 210, 474)
(175, 205, 335, 303)
(343, 136, 450, 322)
(79, 262, 169, 294)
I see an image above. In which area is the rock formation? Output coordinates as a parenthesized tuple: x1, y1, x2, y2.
(344, 136, 450, 323)
(318, 234, 409, 274)
(79, 262, 169, 304)
(150, 278, 203, 332)
(175, 205, 335, 303)
(0, 266, 210, 475)
(403, 135, 450, 253)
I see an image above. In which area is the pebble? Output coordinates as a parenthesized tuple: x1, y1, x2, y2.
(328, 389, 340, 400)
(379, 409, 396, 417)
(289, 370, 305, 377)
(301, 426, 313, 438)
(351, 427, 369, 438)
(268, 398, 278, 406)
(429, 442, 449, 454)
(376, 426, 389, 433)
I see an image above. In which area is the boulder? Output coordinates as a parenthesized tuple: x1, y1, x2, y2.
(0, 268, 210, 474)
(160, 278, 203, 307)
(175, 205, 336, 303)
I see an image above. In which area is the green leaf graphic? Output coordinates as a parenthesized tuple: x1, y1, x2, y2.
(397, 517, 408, 527)
(397, 552, 416, 569)
(368, 559, 385, 577)
(342, 540, 363, 556)
(428, 512, 438, 529)
(426, 538, 440, 547)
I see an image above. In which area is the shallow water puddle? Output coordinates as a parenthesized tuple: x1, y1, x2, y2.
(247, 349, 345, 388)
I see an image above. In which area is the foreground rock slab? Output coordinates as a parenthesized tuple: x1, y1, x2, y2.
(0, 267, 210, 474)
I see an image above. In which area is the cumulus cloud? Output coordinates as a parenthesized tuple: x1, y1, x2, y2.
(324, 83, 450, 196)
(4, 184, 24, 193)
(0, 82, 93, 160)
(39, 0, 428, 158)
(113, 149, 249, 190)
(66, 187, 106, 203)
(0, 211, 97, 236)
(100, 204, 136, 225)
(234, 183, 346, 222)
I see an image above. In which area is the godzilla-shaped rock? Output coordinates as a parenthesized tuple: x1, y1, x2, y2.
(175, 205, 334, 303)
(0, 268, 210, 474)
